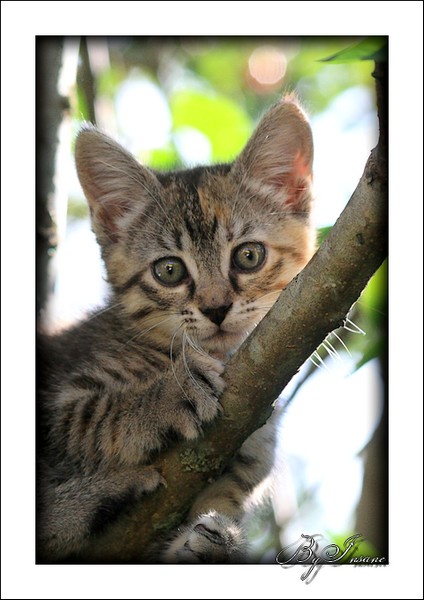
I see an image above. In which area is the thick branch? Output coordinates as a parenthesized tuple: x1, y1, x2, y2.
(79, 62, 387, 563)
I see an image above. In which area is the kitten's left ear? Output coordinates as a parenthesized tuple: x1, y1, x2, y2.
(75, 125, 162, 246)
(232, 96, 313, 210)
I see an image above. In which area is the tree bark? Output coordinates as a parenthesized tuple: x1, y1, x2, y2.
(36, 37, 68, 318)
(78, 61, 388, 563)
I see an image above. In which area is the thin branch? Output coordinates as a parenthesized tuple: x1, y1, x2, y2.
(78, 61, 388, 563)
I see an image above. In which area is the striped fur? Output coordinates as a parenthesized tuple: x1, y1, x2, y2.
(37, 97, 315, 562)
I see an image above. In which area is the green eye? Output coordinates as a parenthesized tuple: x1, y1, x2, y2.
(232, 242, 266, 272)
(152, 257, 188, 287)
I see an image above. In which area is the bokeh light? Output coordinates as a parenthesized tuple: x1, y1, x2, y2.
(248, 45, 287, 91)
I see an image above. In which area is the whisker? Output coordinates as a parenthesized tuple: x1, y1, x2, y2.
(129, 310, 181, 326)
(309, 351, 329, 370)
(343, 317, 366, 336)
(184, 332, 211, 360)
(170, 323, 193, 405)
(251, 304, 277, 311)
(252, 289, 282, 303)
(119, 314, 177, 350)
(331, 331, 352, 357)
(181, 332, 208, 397)
(84, 301, 123, 322)
(321, 339, 344, 363)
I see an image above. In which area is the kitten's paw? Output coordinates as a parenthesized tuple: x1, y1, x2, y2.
(131, 465, 166, 493)
(185, 351, 226, 420)
(156, 352, 225, 443)
(169, 352, 225, 440)
(163, 511, 247, 563)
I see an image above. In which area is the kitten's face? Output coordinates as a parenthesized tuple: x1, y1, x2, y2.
(110, 168, 314, 357)
(75, 98, 315, 358)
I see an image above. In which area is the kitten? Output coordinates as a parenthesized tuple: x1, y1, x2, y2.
(37, 96, 315, 563)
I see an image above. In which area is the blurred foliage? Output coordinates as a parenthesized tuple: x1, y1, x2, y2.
(74, 36, 379, 161)
(68, 36, 387, 559)
(67, 198, 89, 221)
(170, 89, 251, 162)
(352, 260, 387, 372)
(320, 37, 388, 64)
(317, 225, 333, 245)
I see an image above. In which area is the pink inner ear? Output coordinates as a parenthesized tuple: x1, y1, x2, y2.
(292, 152, 311, 178)
(284, 180, 310, 208)
(269, 152, 311, 207)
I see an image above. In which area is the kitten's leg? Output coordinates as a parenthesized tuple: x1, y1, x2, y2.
(39, 351, 224, 561)
(163, 412, 279, 563)
(37, 465, 163, 562)
(54, 350, 225, 470)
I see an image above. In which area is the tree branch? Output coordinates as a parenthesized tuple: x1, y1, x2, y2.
(79, 61, 387, 563)
(36, 38, 67, 317)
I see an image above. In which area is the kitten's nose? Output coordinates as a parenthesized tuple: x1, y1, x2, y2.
(200, 304, 233, 327)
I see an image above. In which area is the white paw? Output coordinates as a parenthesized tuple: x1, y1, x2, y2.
(163, 511, 247, 563)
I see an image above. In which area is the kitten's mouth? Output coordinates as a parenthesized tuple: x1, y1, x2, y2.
(205, 328, 233, 341)
(201, 328, 245, 358)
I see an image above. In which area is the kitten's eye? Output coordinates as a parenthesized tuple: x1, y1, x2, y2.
(152, 257, 188, 287)
(232, 242, 266, 272)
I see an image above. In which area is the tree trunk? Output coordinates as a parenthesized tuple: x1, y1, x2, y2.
(36, 37, 67, 319)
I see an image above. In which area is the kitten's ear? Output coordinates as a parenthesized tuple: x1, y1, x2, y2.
(75, 126, 161, 244)
(232, 96, 313, 210)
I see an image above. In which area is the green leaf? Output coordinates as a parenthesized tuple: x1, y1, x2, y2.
(320, 37, 387, 64)
(347, 261, 387, 371)
(360, 261, 388, 326)
(286, 39, 376, 112)
(76, 86, 90, 122)
(317, 226, 333, 245)
(354, 338, 385, 372)
(170, 90, 252, 162)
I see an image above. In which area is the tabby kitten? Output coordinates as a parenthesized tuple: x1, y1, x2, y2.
(37, 96, 315, 563)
